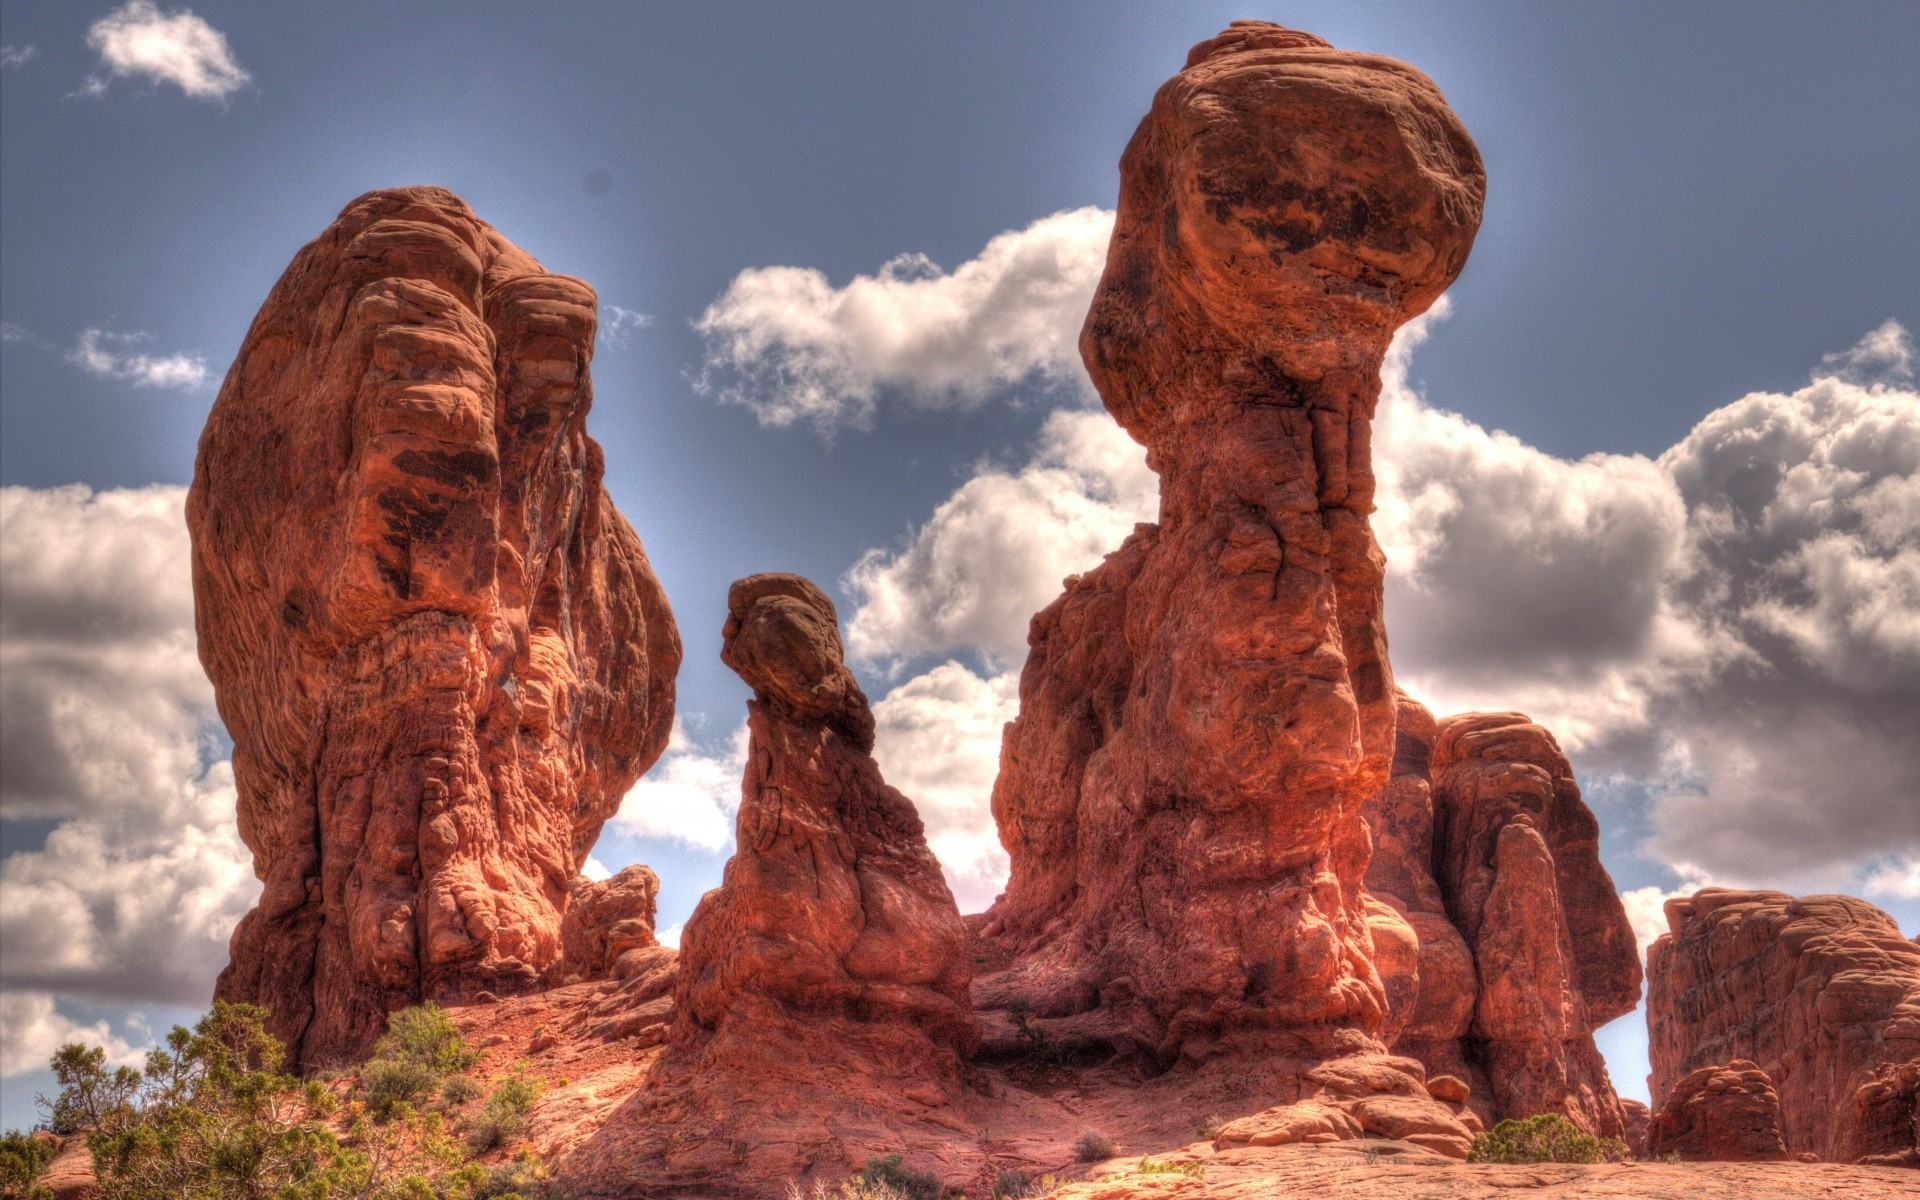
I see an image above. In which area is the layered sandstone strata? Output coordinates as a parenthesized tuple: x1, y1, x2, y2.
(562, 575, 975, 1193)
(1648, 889, 1920, 1163)
(191, 187, 680, 1066)
(981, 19, 1485, 1065)
(1363, 705, 1640, 1136)
(1646, 1061, 1790, 1163)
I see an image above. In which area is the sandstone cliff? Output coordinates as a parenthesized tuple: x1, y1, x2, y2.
(190, 187, 681, 1067)
(1361, 698, 1641, 1137)
(1647, 888, 1920, 1164)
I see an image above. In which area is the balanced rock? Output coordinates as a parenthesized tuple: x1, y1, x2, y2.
(560, 574, 974, 1194)
(1364, 709, 1640, 1137)
(1646, 1061, 1790, 1163)
(1648, 889, 1920, 1163)
(191, 187, 680, 1066)
(981, 19, 1485, 1065)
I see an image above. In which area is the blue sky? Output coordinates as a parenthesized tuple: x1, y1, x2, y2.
(2, 1, 1916, 1131)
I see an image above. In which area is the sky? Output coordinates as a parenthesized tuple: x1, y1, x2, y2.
(2, 0, 1917, 1133)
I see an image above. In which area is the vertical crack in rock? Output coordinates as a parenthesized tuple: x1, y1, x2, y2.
(190, 187, 680, 1068)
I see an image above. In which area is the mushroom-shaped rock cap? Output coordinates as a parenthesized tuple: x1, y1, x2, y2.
(1084, 19, 1486, 440)
(721, 573, 874, 747)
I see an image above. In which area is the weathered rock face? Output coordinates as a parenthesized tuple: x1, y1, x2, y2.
(674, 573, 974, 1052)
(191, 187, 681, 1067)
(1648, 889, 1920, 1164)
(562, 574, 975, 1194)
(1646, 1061, 1790, 1163)
(1360, 701, 1641, 1137)
(982, 19, 1485, 1064)
(559, 865, 663, 983)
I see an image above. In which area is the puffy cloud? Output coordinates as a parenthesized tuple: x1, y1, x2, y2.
(84, 0, 249, 102)
(846, 409, 1155, 670)
(1379, 317, 1920, 894)
(0, 992, 145, 1079)
(695, 207, 1114, 432)
(0, 485, 258, 1007)
(870, 663, 1021, 911)
(609, 719, 746, 852)
(68, 328, 208, 389)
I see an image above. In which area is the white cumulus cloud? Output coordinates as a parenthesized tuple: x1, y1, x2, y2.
(846, 409, 1156, 670)
(0, 485, 258, 1007)
(610, 719, 747, 852)
(84, 0, 249, 102)
(68, 328, 208, 389)
(695, 207, 1114, 432)
(0, 992, 145, 1079)
(870, 663, 1021, 911)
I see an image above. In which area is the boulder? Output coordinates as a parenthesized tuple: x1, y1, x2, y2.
(980, 18, 1485, 1066)
(559, 865, 663, 982)
(1648, 888, 1920, 1164)
(1646, 1061, 1789, 1162)
(191, 186, 680, 1066)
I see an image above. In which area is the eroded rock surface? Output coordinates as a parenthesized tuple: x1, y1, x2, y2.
(559, 865, 665, 983)
(1648, 888, 1920, 1164)
(192, 186, 680, 1067)
(981, 18, 1485, 1067)
(1361, 706, 1639, 1136)
(1646, 1061, 1790, 1163)
(559, 574, 974, 1194)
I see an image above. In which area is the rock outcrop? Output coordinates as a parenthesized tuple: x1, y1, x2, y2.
(561, 574, 975, 1193)
(1646, 1061, 1790, 1163)
(191, 187, 681, 1067)
(1648, 888, 1920, 1164)
(1362, 703, 1640, 1136)
(558, 865, 668, 983)
(980, 19, 1485, 1068)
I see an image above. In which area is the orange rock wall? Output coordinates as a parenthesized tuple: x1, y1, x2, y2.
(191, 187, 680, 1066)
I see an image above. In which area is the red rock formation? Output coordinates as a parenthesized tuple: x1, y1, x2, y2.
(1646, 1061, 1790, 1162)
(1648, 888, 1920, 1164)
(191, 187, 680, 1068)
(558, 865, 665, 983)
(561, 574, 974, 1193)
(981, 19, 1485, 1066)
(1359, 702, 1641, 1137)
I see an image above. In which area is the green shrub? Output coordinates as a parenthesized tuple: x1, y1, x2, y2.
(857, 1153, 941, 1200)
(1073, 1130, 1115, 1162)
(364, 1003, 480, 1120)
(41, 1043, 140, 1134)
(442, 1075, 483, 1108)
(466, 1072, 543, 1154)
(1, 1130, 56, 1200)
(1466, 1113, 1629, 1164)
(991, 1168, 1045, 1199)
(26, 1001, 564, 1200)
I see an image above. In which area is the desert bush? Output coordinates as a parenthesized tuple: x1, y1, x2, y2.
(991, 1168, 1051, 1199)
(365, 1002, 481, 1120)
(20, 1001, 563, 1200)
(442, 1075, 483, 1108)
(466, 1072, 543, 1154)
(0, 1131, 56, 1200)
(855, 1153, 941, 1200)
(40, 1044, 140, 1134)
(1466, 1113, 1629, 1164)
(1073, 1130, 1116, 1162)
